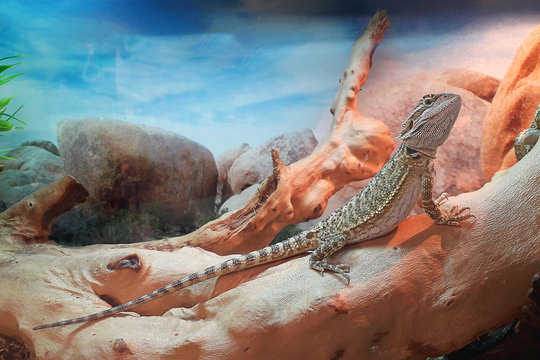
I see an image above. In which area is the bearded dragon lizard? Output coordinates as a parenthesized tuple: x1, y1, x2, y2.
(34, 92, 473, 330)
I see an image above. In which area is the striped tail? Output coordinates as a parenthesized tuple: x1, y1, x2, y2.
(33, 235, 315, 330)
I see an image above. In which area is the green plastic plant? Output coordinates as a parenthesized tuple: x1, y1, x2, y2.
(0, 54, 26, 166)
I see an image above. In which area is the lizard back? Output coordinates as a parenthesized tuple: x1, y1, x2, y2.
(312, 144, 430, 243)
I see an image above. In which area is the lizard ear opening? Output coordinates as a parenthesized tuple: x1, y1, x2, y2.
(398, 100, 424, 137)
(399, 115, 414, 137)
(398, 115, 432, 140)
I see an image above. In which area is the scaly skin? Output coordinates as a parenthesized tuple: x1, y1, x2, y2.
(514, 104, 540, 161)
(34, 93, 473, 330)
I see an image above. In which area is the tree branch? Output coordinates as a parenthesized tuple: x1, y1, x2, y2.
(134, 10, 394, 255)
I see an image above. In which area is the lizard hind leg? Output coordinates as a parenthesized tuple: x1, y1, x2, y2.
(309, 232, 351, 284)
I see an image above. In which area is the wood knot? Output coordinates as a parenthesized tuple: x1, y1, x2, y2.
(107, 254, 141, 272)
(113, 338, 133, 354)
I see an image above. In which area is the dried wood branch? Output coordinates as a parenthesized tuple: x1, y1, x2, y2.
(136, 10, 394, 255)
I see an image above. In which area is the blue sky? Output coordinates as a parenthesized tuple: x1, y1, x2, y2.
(0, 1, 539, 157)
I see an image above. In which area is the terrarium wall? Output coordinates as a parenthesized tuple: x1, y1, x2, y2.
(0, 1, 539, 359)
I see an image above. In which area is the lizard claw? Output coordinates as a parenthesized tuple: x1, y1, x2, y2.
(436, 205, 475, 226)
(336, 264, 351, 283)
(435, 192, 450, 206)
(337, 264, 351, 273)
(310, 260, 351, 284)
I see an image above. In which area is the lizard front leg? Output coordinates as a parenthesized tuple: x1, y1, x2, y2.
(309, 232, 351, 283)
(421, 165, 474, 226)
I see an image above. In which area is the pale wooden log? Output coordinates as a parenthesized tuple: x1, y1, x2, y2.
(4, 123, 537, 359)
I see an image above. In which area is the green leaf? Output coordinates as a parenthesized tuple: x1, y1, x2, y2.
(0, 120, 14, 131)
(0, 62, 21, 75)
(0, 155, 15, 160)
(0, 55, 26, 62)
(0, 96, 13, 111)
(0, 112, 25, 125)
(0, 72, 24, 86)
(1, 105, 27, 125)
(11, 116, 27, 126)
(0, 54, 26, 132)
(11, 104, 22, 116)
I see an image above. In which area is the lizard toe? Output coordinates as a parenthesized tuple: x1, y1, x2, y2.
(310, 260, 351, 281)
(435, 192, 450, 206)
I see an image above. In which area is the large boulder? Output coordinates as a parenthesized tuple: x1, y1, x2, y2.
(428, 68, 500, 102)
(57, 119, 218, 223)
(481, 25, 540, 180)
(0, 141, 64, 208)
(227, 129, 318, 194)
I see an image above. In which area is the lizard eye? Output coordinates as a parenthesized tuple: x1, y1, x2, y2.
(423, 98, 434, 106)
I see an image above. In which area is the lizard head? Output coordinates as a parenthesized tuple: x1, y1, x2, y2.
(397, 93, 462, 157)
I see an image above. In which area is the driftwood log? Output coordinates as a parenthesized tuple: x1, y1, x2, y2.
(1, 10, 539, 360)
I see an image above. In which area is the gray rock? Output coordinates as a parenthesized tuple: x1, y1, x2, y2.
(57, 119, 218, 223)
(217, 143, 252, 181)
(0, 142, 65, 207)
(227, 129, 318, 194)
(216, 143, 251, 206)
(219, 183, 260, 213)
(20, 140, 60, 156)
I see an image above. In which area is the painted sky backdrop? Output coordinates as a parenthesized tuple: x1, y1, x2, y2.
(1, 0, 539, 156)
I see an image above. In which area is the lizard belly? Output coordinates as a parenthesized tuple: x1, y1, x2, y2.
(348, 175, 422, 243)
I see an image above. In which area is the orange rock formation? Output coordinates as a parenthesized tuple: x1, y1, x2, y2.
(481, 25, 540, 179)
